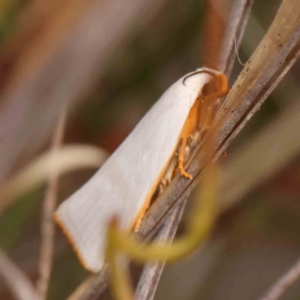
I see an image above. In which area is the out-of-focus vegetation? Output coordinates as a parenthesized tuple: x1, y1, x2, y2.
(1, 0, 300, 299)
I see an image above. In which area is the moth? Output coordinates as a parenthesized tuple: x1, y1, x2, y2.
(55, 67, 229, 272)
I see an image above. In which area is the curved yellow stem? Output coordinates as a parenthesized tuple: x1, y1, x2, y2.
(105, 242, 133, 300)
(107, 162, 217, 263)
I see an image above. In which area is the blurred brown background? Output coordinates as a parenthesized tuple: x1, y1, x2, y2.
(1, 0, 300, 299)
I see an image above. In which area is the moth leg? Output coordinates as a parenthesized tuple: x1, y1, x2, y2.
(178, 100, 200, 179)
(178, 137, 192, 179)
(158, 179, 167, 194)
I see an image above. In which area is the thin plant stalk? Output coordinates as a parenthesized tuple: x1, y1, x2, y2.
(36, 105, 67, 299)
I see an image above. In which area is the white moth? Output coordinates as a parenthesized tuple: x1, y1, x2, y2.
(55, 67, 225, 272)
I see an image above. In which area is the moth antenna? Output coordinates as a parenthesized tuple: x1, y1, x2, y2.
(234, 35, 245, 66)
(182, 68, 219, 86)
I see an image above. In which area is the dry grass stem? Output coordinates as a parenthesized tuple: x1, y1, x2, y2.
(0, 248, 39, 300)
(0, 145, 107, 213)
(36, 105, 67, 299)
(216, 0, 300, 153)
(67, 270, 109, 300)
(260, 258, 300, 300)
(220, 95, 300, 212)
(134, 201, 187, 300)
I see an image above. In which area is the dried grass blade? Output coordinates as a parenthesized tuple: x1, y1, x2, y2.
(0, 248, 39, 300)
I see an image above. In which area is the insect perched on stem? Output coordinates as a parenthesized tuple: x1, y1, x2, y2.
(55, 67, 229, 273)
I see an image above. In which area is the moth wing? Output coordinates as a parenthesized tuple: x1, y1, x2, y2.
(55, 71, 212, 272)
